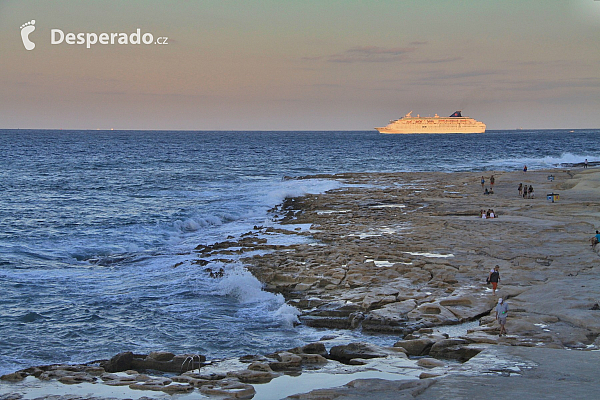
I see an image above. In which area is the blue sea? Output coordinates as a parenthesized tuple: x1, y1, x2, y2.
(0, 129, 598, 376)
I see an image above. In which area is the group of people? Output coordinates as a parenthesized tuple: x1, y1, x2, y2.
(517, 183, 534, 198)
(486, 266, 508, 336)
(480, 209, 497, 219)
(481, 175, 495, 195)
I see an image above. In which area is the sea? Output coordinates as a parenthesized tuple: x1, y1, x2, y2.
(0, 129, 598, 376)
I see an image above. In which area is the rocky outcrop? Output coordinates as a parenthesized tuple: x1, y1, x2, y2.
(329, 342, 390, 364)
(235, 169, 600, 351)
(394, 338, 436, 356)
(100, 351, 206, 373)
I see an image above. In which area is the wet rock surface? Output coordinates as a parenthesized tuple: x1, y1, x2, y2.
(241, 169, 600, 350)
(2, 168, 600, 399)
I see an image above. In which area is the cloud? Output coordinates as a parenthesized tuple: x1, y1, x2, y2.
(411, 57, 462, 64)
(496, 77, 600, 91)
(327, 45, 416, 63)
(407, 70, 501, 85)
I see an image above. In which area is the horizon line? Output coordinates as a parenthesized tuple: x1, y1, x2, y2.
(1, 128, 598, 132)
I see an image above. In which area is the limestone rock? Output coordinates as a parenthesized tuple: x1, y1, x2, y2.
(429, 339, 484, 361)
(329, 342, 388, 364)
(416, 358, 446, 368)
(131, 353, 206, 373)
(0, 372, 26, 382)
(148, 351, 175, 361)
(200, 378, 256, 399)
(408, 302, 458, 324)
(101, 351, 134, 372)
(57, 372, 96, 384)
(362, 294, 397, 310)
(419, 371, 442, 379)
(287, 342, 328, 357)
(361, 299, 417, 333)
(269, 352, 302, 371)
(299, 353, 328, 364)
(227, 369, 279, 383)
(247, 361, 273, 372)
(393, 338, 435, 356)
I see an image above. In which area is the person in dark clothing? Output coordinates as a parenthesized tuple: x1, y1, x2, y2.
(488, 266, 500, 295)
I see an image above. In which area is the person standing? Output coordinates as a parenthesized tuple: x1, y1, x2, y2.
(518, 183, 523, 197)
(593, 230, 600, 248)
(488, 266, 500, 294)
(523, 185, 528, 199)
(490, 175, 495, 189)
(584, 159, 588, 169)
(523, 165, 527, 172)
(496, 297, 508, 336)
(481, 176, 485, 189)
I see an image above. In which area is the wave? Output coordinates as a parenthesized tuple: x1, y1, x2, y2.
(453, 152, 599, 172)
(173, 215, 224, 232)
(216, 266, 281, 304)
(17, 311, 48, 323)
(215, 266, 300, 327)
(263, 179, 342, 208)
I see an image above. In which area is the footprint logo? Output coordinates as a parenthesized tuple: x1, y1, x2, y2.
(20, 20, 36, 50)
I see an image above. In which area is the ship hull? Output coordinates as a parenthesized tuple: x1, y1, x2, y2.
(376, 125, 485, 134)
(376, 112, 486, 134)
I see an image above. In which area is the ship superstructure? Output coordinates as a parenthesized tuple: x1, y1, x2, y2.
(375, 111, 486, 134)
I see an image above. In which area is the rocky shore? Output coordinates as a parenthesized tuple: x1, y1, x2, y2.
(2, 168, 599, 399)
(243, 168, 600, 349)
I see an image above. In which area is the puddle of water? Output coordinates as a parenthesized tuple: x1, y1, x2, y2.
(347, 233, 382, 239)
(0, 376, 197, 400)
(434, 320, 480, 337)
(253, 361, 420, 400)
(404, 252, 454, 258)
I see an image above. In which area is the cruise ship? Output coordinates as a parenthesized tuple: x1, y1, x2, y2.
(375, 111, 486, 134)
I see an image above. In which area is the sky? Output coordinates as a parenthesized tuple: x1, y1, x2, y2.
(1, 0, 600, 130)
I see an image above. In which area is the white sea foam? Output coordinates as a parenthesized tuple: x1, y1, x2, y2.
(215, 266, 301, 326)
(216, 266, 278, 304)
(263, 179, 343, 208)
(173, 214, 226, 233)
(481, 152, 598, 170)
(274, 303, 301, 328)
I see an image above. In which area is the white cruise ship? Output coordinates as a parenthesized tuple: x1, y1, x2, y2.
(376, 111, 486, 134)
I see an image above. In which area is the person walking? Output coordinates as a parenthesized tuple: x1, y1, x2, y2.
(496, 297, 508, 336)
(592, 230, 600, 248)
(488, 266, 500, 294)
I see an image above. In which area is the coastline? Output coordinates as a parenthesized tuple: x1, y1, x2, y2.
(2, 166, 599, 399)
(248, 167, 600, 345)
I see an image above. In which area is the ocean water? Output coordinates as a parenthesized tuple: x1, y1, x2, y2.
(0, 129, 598, 375)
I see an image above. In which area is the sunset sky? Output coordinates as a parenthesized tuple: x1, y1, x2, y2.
(2, 0, 600, 130)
